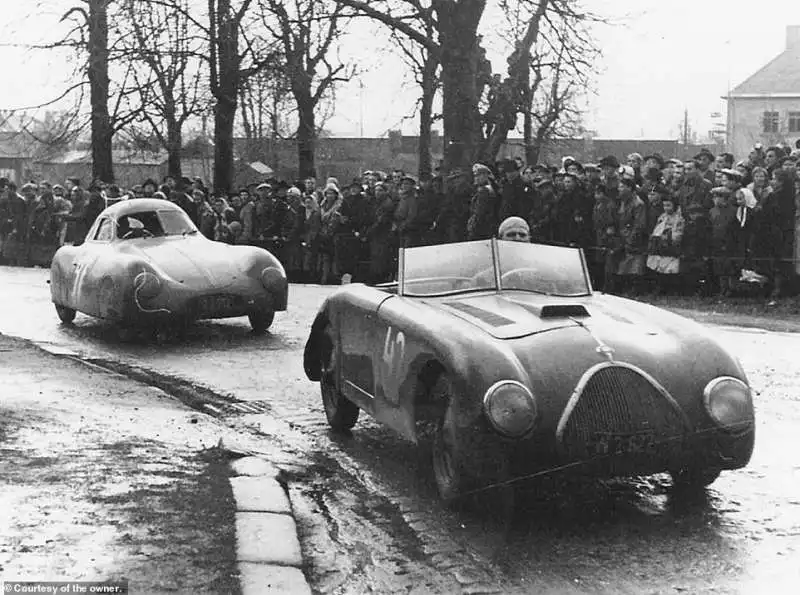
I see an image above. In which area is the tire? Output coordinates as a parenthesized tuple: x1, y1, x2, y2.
(670, 467, 721, 490)
(431, 375, 473, 504)
(249, 309, 275, 333)
(55, 304, 76, 324)
(319, 327, 359, 431)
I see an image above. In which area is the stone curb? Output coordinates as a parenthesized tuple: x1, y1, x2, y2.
(229, 456, 312, 595)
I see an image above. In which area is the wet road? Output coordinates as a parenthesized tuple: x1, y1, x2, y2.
(1, 265, 799, 594)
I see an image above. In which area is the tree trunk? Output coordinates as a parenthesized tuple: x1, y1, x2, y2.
(165, 110, 183, 181)
(211, 0, 240, 193)
(296, 93, 316, 180)
(88, 0, 114, 183)
(523, 110, 537, 164)
(417, 55, 437, 180)
(436, 1, 484, 173)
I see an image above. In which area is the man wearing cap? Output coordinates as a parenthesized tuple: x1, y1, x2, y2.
(498, 158, 528, 223)
(392, 174, 418, 249)
(694, 148, 716, 185)
(676, 161, 713, 294)
(436, 169, 472, 243)
(497, 216, 530, 242)
(467, 163, 498, 240)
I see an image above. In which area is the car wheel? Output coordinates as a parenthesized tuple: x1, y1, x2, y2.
(670, 467, 721, 490)
(55, 304, 76, 324)
(319, 327, 359, 431)
(431, 375, 473, 504)
(249, 309, 275, 333)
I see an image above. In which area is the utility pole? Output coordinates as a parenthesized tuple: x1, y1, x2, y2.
(683, 108, 689, 146)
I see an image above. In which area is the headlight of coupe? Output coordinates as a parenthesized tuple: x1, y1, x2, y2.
(483, 380, 538, 438)
(703, 376, 753, 432)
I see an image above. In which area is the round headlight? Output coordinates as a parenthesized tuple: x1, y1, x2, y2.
(483, 380, 537, 437)
(703, 377, 753, 432)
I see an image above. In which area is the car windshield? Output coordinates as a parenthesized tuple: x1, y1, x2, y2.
(117, 209, 196, 239)
(496, 241, 590, 296)
(401, 239, 590, 297)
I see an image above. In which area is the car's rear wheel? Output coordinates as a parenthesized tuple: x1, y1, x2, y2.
(670, 467, 721, 490)
(320, 327, 359, 431)
(431, 375, 474, 504)
(55, 304, 76, 324)
(249, 309, 275, 333)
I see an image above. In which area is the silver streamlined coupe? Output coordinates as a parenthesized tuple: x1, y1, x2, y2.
(50, 198, 287, 333)
(304, 239, 755, 503)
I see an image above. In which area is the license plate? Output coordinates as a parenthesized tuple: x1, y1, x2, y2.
(197, 295, 235, 316)
(590, 431, 656, 457)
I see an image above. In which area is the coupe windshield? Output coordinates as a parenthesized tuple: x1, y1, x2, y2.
(401, 239, 590, 297)
(117, 209, 197, 239)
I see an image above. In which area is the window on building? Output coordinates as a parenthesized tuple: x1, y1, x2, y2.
(763, 111, 779, 133)
(789, 112, 800, 133)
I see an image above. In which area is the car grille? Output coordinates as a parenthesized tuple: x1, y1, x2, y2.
(559, 364, 688, 476)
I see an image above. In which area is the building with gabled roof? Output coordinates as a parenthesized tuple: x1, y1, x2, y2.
(726, 26, 800, 158)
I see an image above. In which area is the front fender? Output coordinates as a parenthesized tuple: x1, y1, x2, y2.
(304, 308, 331, 381)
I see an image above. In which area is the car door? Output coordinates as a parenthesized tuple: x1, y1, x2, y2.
(72, 217, 114, 314)
(338, 287, 393, 416)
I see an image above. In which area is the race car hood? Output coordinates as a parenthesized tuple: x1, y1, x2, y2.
(119, 237, 241, 289)
(434, 293, 584, 339)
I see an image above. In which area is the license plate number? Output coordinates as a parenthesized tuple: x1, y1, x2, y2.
(198, 295, 234, 315)
(590, 431, 656, 456)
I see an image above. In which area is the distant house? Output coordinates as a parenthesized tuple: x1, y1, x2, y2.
(726, 26, 800, 159)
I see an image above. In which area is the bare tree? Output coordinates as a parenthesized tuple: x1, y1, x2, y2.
(119, 0, 209, 181)
(258, 0, 355, 179)
(338, 0, 600, 172)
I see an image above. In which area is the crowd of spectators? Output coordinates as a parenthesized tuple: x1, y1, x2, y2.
(1, 141, 799, 300)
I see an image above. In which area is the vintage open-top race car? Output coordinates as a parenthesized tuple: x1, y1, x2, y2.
(304, 239, 755, 503)
(50, 198, 287, 335)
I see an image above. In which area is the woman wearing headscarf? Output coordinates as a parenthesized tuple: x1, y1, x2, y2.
(319, 183, 343, 284)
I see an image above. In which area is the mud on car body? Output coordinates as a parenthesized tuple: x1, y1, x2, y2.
(304, 239, 755, 504)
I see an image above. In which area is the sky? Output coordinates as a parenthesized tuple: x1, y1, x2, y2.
(3, 0, 800, 142)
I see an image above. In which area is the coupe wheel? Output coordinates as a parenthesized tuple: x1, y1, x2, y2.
(431, 375, 473, 504)
(670, 467, 721, 490)
(319, 327, 359, 431)
(249, 309, 275, 333)
(55, 304, 76, 324)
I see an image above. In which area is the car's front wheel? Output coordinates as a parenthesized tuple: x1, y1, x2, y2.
(249, 309, 275, 333)
(319, 327, 359, 431)
(55, 304, 76, 324)
(431, 375, 474, 504)
(670, 467, 721, 490)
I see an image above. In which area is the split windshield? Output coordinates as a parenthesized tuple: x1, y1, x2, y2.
(117, 209, 197, 239)
(401, 239, 590, 297)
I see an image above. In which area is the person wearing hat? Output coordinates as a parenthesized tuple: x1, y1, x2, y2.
(646, 193, 684, 294)
(693, 148, 716, 185)
(389, 173, 418, 255)
(467, 162, 498, 240)
(676, 160, 714, 295)
(708, 169, 744, 297)
(614, 177, 648, 294)
(497, 216, 530, 242)
(550, 171, 591, 248)
(751, 167, 795, 299)
(590, 184, 619, 291)
(598, 156, 621, 196)
(529, 177, 556, 242)
(333, 180, 367, 282)
(498, 157, 528, 223)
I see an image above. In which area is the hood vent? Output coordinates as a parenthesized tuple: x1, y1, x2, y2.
(513, 302, 590, 319)
(444, 301, 515, 327)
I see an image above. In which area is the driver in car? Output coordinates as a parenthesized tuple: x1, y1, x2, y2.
(498, 216, 530, 242)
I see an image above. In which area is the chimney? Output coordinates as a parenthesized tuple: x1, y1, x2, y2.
(787, 26, 800, 50)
